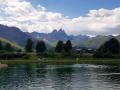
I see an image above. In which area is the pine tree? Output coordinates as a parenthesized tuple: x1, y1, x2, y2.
(36, 41, 46, 53)
(25, 39, 33, 52)
(64, 40, 72, 53)
(55, 40, 64, 53)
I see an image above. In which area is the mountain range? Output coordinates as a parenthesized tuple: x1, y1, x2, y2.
(0, 24, 119, 49)
(30, 29, 89, 47)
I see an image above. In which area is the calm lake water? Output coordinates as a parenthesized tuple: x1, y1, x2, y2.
(0, 64, 120, 90)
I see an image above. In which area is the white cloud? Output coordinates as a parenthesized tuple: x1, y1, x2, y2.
(0, 0, 120, 35)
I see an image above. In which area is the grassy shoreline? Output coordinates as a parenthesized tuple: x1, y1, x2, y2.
(0, 58, 120, 65)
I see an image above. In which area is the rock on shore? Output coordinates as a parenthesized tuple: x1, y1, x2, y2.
(0, 63, 8, 68)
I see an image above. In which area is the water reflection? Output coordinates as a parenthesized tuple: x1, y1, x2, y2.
(0, 64, 120, 90)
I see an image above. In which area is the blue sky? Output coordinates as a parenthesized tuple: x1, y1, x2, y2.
(29, 0, 120, 18)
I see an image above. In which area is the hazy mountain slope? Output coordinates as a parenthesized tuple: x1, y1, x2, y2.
(0, 24, 31, 46)
(31, 29, 90, 47)
(84, 35, 114, 48)
(31, 29, 69, 41)
(116, 35, 120, 42)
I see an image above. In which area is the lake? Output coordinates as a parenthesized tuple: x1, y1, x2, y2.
(0, 64, 120, 90)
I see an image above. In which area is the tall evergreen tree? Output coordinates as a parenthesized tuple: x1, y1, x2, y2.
(55, 40, 64, 53)
(0, 41, 3, 50)
(36, 40, 46, 53)
(25, 39, 33, 52)
(64, 40, 72, 53)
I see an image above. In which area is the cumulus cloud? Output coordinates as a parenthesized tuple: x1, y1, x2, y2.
(0, 0, 120, 35)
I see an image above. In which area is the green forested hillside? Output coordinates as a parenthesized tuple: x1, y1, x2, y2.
(0, 38, 24, 50)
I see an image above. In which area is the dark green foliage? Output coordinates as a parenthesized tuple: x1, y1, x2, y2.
(0, 52, 26, 60)
(23, 54, 30, 59)
(55, 40, 73, 56)
(25, 39, 33, 52)
(94, 38, 120, 58)
(36, 40, 46, 53)
(94, 50, 112, 58)
(0, 41, 3, 50)
(99, 38, 120, 54)
(16, 49, 22, 52)
(4, 43, 13, 52)
(55, 40, 64, 53)
(64, 40, 72, 53)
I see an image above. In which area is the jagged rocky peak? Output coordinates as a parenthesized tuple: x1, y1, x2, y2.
(59, 28, 64, 32)
(58, 28, 66, 34)
(50, 28, 67, 36)
(51, 28, 65, 32)
(52, 29, 58, 33)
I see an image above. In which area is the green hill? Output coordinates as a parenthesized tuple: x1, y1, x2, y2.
(0, 38, 24, 50)
(84, 35, 113, 48)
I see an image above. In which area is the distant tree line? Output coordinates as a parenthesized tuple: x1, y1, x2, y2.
(25, 39, 47, 53)
(25, 39, 72, 55)
(25, 38, 120, 58)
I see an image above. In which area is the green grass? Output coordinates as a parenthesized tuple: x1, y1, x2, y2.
(0, 58, 120, 65)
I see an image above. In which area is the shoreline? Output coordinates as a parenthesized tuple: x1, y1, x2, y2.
(0, 58, 120, 65)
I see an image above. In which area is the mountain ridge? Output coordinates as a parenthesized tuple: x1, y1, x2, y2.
(0, 24, 120, 48)
(30, 29, 90, 47)
(0, 24, 31, 46)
